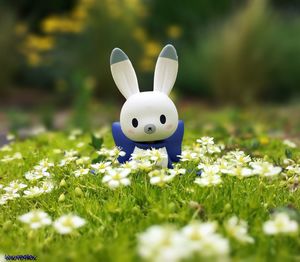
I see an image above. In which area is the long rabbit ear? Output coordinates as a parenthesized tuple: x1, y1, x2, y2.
(110, 48, 139, 99)
(153, 44, 178, 95)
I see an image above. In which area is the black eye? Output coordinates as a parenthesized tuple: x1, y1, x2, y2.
(160, 114, 166, 124)
(132, 118, 138, 128)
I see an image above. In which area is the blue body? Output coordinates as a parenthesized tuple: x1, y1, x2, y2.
(112, 121, 184, 168)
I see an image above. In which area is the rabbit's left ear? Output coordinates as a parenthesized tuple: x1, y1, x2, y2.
(153, 44, 178, 95)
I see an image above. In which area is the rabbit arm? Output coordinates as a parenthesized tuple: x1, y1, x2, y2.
(165, 120, 184, 163)
(112, 122, 135, 163)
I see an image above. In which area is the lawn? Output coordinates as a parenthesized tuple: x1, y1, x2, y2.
(0, 105, 300, 262)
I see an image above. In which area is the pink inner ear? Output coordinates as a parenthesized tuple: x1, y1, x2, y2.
(166, 124, 173, 130)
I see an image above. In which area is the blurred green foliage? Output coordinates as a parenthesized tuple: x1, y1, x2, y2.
(180, 0, 300, 104)
(0, 8, 19, 92)
(1, 0, 300, 105)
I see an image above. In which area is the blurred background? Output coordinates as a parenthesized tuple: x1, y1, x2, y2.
(0, 0, 300, 140)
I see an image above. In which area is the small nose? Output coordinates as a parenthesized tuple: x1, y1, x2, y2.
(144, 124, 156, 134)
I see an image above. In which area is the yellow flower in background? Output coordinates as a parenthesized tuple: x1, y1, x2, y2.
(145, 41, 161, 57)
(259, 136, 269, 145)
(41, 16, 84, 34)
(167, 25, 183, 39)
(71, 6, 88, 20)
(124, 0, 147, 18)
(26, 52, 41, 67)
(25, 35, 55, 51)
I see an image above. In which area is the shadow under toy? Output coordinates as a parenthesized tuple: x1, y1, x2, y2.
(110, 44, 184, 168)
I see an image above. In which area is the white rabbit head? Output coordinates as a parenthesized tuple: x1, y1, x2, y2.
(110, 44, 179, 142)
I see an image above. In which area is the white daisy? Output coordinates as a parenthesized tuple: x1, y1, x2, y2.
(224, 216, 254, 243)
(40, 180, 55, 193)
(263, 212, 298, 235)
(178, 150, 199, 162)
(137, 225, 190, 262)
(74, 167, 90, 177)
(23, 186, 44, 197)
(18, 210, 52, 229)
(194, 174, 222, 187)
(2, 191, 20, 200)
(3, 180, 27, 193)
(283, 139, 297, 148)
(91, 161, 112, 174)
(250, 161, 282, 177)
(53, 214, 86, 234)
(149, 169, 176, 187)
(102, 168, 131, 189)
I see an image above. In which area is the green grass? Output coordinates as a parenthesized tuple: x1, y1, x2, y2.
(0, 107, 300, 262)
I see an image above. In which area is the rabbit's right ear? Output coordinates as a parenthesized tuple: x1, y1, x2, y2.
(110, 48, 140, 99)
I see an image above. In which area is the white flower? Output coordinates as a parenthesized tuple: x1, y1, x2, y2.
(2, 191, 20, 200)
(194, 174, 222, 187)
(97, 147, 125, 159)
(137, 225, 190, 262)
(224, 216, 254, 243)
(198, 164, 220, 176)
(18, 210, 52, 229)
(76, 156, 90, 165)
(181, 222, 218, 243)
(121, 161, 139, 170)
(226, 150, 251, 166)
(168, 165, 186, 176)
(178, 150, 199, 162)
(25, 170, 43, 181)
(59, 156, 78, 167)
(198, 234, 230, 257)
(74, 167, 90, 177)
(3, 180, 27, 193)
(217, 159, 234, 174)
(70, 128, 82, 136)
(0, 184, 2, 190)
(37, 158, 54, 170)
(0, 145, 12, 152)
(181, 222, 229, 257)
(53, 148, 62, 154)
(40, 180, 55, 193)
(263, 212, 298, 235)
(53, 214, 86, 234)
(147, 148, 168, 164)
(286, 164, 300, 176)
(1, 152, 22, 162)
(130, 149, 148, 162)
(6, 133, 15, 141)
(102, 168, 131, 189)
(76, 142, 85, 148)
(25, 169, 50, 181)
(23, 186, 44, 197)
(223, 166, 254, 178)
(64, 150, 78, 157)
(283, 139, 297, 148)
(91, 161, 111, 174)
(149, 169, 176, 187)
(0, 196, 8, 205)
(250, 161, 282, 177)
(136, 161, 153, 171)
(196, 137, 215, 146)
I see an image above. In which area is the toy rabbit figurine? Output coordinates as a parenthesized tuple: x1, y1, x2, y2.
(110, 44, 184, 168)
